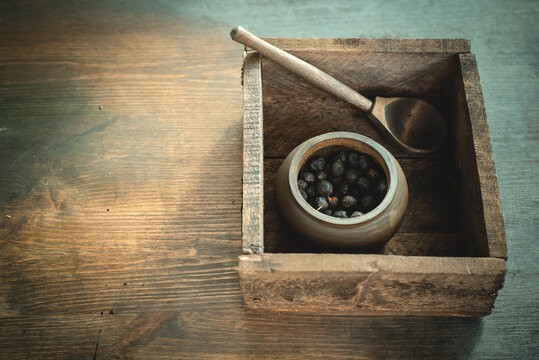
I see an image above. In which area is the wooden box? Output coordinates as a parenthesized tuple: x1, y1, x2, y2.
(239, 38, 507, 316)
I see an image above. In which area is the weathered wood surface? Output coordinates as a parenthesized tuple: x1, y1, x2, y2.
(239, 254, 506, 316)
(261, 51, 458, 158)
(442, 54, 508, 259)
(0, 0, 536, 359)
(0, 4, 246, 359)
(458, 54, 507, 259)
(262, 37, 471, 53)
(242, 50, 264, 254)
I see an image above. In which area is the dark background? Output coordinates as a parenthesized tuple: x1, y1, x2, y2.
(0, 0, 537, 358)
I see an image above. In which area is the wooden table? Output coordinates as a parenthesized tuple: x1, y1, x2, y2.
(1, 1, 537, 358)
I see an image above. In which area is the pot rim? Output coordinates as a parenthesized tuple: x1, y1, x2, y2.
(288, 131, 398, 226)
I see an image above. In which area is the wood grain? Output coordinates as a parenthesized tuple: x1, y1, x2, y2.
(263, 37, 471, 53)
(260, 51, 458, 158)
(0, 0, 536, 358)
(242, 50, 265, 254)
(0, 311, 494, 359)
(0, 6, 247, 358)
(458, 54, 507, 259)
(442, 54, 508, 259)
(239, 254, 506, 316)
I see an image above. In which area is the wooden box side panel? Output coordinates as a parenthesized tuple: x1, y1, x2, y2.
(260, 51, 459, 158)
(242, 51, 264, 254)
(459, 54, 507, 260)
(263, 38, 471, 53)
(239, 254, 506, 317)
(444, 54, 507, 259)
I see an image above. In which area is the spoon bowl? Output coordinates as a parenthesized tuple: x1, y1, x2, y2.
(370, 96, 447, 153)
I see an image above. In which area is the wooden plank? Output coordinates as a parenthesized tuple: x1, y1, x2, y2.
(264, 230, 462, 257)
(239, 253, 506, 317)
(260, 52, 458, 157)
(263, 157, 462, 255)
(262, 38, 471, 53)
(0, 17, 245, 319)
(443, 61, 486, 258)
(459, 54, 507, 260)
(242, 51, 264, 254)
(442, 55, 507, 259)
(262, 51, 458, 97)
(0, 308, 501, 359)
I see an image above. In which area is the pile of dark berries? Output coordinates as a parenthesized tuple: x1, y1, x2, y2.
(297, 149, 388, 218)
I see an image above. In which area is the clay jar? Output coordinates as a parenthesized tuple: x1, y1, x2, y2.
(275, 132, 408, 248)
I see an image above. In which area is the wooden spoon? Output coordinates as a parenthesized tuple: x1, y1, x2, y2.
(230, 26, 447, 154)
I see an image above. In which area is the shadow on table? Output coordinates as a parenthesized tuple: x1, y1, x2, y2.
(242, 312, 483, 359)
(348, 316, 483, 359)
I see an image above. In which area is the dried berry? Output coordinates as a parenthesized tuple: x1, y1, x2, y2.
(331, 159, 345, 177)
(327, 196, 339, 208)
(341, 195, 358, 209)
(331, 176, 343, 185)
(309, 157, 326, 171)
(316, 171, 327, 181)
(333, 210, 348, 218)
(334, 151, 347, 162)
(358, 155, 370, 172)
(344, 168, 360, 183)
(314, 197, 329, 211)
(347, 151, 359, 166)
(302, 171, 316, 183)
(305, 186, 316, 198)
(297, 147, 387, 219)
(357, 177, 370, 192)
(316, 180, 333, 197)
(359, 195, 375, 211)
(350, 187, 361, 198)
(337, 182, 350, 196)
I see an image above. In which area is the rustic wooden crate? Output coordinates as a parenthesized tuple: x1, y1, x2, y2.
(239, 38, 507, 316)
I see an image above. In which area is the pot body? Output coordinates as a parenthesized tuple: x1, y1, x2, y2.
(275, 132, 408, 248)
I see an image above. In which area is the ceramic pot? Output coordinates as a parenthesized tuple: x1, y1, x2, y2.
(275, 131, 408, 248)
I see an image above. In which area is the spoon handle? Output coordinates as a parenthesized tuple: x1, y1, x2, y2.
(231, 26, 373, 112)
